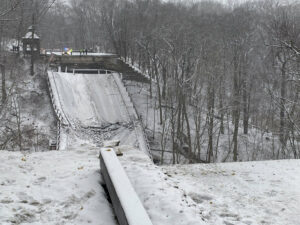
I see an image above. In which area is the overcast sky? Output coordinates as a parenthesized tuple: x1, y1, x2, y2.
(58, 0, 299, 6)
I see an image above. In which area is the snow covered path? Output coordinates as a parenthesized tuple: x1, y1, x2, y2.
(162, 160, 300, 225)
(0, 149, 117, 225)
(48, 71, 130, 128)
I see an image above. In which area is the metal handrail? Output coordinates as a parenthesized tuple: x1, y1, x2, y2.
(71, 69, 112, 74)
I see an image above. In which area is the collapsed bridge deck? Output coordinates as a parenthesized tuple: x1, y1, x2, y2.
(47, 70, 150, 154)
(48, 72, 130, 128)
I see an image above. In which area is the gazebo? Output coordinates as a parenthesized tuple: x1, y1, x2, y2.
(22, 26, 40, 56)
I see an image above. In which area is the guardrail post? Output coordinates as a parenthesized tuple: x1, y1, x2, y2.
(56, 120, 61, 150)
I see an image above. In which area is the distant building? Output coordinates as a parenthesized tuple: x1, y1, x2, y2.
(22, 26, 40, 56)
(49, 139, 57, 150)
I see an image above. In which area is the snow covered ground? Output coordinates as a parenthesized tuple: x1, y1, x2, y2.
(0, 146, 206, 225)
(162, 160, 300, 225)
(119, 147, 207, 225)
(1, 144, 299, 225)
(0, 148, 117, 225)
(118, 147, 300, 225)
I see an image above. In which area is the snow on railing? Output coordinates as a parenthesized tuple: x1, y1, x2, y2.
(46, 74, 63, 150)
(111, 73, 152, 158)
(99, 148, 153, 225)
(124, 84, 152, 158)
(47, 70, 74, 150)
(47, 71, 73, 127)
(118, 58, 154, 156)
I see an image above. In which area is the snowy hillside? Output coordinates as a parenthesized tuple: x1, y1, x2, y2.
(0, 56, 56, 151)
(123, 68, 300, 164)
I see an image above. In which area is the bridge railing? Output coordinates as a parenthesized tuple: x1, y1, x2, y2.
(46, 74, 63, 150)
(111, 73, 152, 158)
(126, 87, 152, 158)
(99, 148, 153, 225)
(71, 69, 113, 74)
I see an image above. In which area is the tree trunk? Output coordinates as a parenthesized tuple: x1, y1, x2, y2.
(1, 58, 6, 104)
(242, 79, 249, 134)
(219, 79, 224, 135)
(279, 61, 287, 155)
(232, 49, 241, 162)
(171, 105, 176, 164)
(162, 65, 167, 99)
(207, 83, 215, 163)
(183, 99, 192, 162)
(0, 21, 3, 52)
(154, 61, 163, 125)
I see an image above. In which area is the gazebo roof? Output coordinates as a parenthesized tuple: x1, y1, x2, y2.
(23, 31, 40, 39)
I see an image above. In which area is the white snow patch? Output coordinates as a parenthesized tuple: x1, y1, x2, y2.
(0, 149, 116, 225)
(23, 32, 40, 39)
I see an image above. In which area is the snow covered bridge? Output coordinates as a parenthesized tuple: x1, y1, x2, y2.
(47, 70, 150, 154)
(48, 72, 130, 128)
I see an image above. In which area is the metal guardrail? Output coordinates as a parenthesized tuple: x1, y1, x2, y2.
(71, 69, 113, 74)
(118, 58, 153, 156)
(128, 88, 151, 156)
(48, 71, 73, 127)
(46, 74, 63, 150)
(126, 85, 152, 157)
(111, 73, 152, 158)
(47, 69, 74, 150)
(99, 148, 153, 225)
